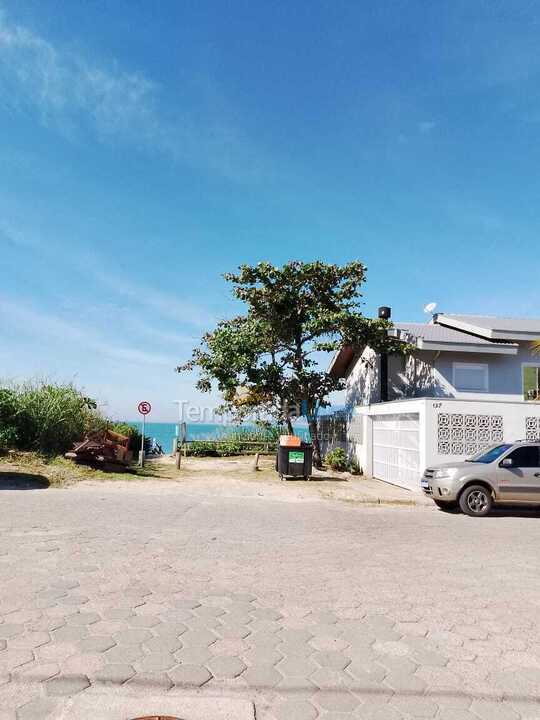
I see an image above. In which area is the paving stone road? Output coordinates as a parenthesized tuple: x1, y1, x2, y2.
(1, 478, 540, 719)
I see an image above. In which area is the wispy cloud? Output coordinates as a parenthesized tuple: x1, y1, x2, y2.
(0, 296, 177, 368)
(0, 216, 217, 334)
(94, 271, 218, 329)
(419, 120, 436, 133)
(0, 8, 269, 181)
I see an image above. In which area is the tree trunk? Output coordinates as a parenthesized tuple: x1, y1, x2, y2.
(286, 416, 294, 435)
(308, 417, 322, 469)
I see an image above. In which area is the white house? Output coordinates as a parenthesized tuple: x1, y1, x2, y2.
(329, 311, 540, 491)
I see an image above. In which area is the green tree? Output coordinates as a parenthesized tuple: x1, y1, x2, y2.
(178, 261, 405, 467)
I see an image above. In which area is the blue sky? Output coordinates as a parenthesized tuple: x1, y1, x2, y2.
(2, 1, 540, 421)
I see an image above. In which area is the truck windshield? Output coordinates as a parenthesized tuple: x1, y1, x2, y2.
(467, 444, 513, 464)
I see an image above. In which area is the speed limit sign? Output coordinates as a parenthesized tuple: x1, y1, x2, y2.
(138, 401, 151, 415)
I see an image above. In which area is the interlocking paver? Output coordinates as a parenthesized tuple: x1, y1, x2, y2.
(0, 650, 34, 670)
(168, 663, 211, 687)
(313, 689, 359, 712)
(273, 699, 318, 720)
(102, 608, 133, 621)
(384, 671, 427, 692)
(389, 697, 439, 718)
(206, 655, 246, 678)
(113, 628, 152, 645)
(103, 644, 144, 664)
(95, 663, 135, 684)
(18, 662, 60, 682)
(65, 612, 100, 626)
(216, 624, 251, 640)
(275, 675, 318, 699)
(0, 626, 24, 640)
(45, 674, 90, 696)
(312, 651, 350, 670)
(469, 700, 520, 720)
(144, 635, 183, 654)
(310, 636, 348, 652)
(3, 477, 540, 719)
(243, 647, 283, 665)
(16, 698, 60, 720)
(277, 656, 317, 676)
(152, 621, 188, 637)
(243, 664, 283, 688)
(61, 652, 104, 676)
(310, 667, 353, 690)
(174, 646, 213, 665)
(181, 629, 217, 647)
(138, 651, 176, 672)
(128, 615, 160, 628)
(51, 625, 87, 643)
(78, 636, 115, 653)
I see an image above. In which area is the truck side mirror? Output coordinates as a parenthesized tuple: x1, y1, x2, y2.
(501, 457, 514, 468)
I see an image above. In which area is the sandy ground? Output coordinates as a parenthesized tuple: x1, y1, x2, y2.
(0, 453, 429, 506)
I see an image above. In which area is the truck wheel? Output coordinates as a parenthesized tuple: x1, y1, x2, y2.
(459, 485, 492, 517)
(433, 500, 458, 511)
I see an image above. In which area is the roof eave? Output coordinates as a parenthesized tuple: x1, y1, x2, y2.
(417, 339, 518, 355)
(435, 314, 540, 342)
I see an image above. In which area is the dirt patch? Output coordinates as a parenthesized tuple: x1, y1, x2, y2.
(0, 452, 427, 506)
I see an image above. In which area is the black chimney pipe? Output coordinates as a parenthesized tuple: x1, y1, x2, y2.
(378, 307, 391, 401)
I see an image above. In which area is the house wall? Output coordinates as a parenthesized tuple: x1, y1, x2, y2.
(345, 346, 381, 407)
(431, 342, 540, 401)
(347, 342, 540, 406)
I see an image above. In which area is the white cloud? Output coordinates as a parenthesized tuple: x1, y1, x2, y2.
(0, 296, 176, 368)
(94, 271, 218, 329)
(0, 9, 268, 181)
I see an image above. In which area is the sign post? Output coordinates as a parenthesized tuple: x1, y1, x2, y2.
(137, 401, 152, 467)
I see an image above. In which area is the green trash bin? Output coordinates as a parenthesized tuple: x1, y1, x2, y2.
(276, 442, 313, 480)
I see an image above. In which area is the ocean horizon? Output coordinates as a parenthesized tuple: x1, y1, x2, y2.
(123, 421, 310, 453)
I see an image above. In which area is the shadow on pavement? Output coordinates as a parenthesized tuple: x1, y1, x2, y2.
(436, 503, 540, 519)
(0, 471, 50, 489)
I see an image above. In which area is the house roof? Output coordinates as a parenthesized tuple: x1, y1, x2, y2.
(328, 314, 523, 378)
(392, 322, 518, 354)
(435, 313, 540, 341)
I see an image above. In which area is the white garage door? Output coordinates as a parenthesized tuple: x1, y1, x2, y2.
(372, 413, 420, 491)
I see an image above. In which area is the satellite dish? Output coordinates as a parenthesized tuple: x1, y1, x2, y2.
(423, 302, 437, 314)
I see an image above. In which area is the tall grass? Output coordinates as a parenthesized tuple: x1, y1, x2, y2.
(0, 380, 103, 455)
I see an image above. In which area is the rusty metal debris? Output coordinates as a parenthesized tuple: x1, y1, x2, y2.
(65, 428, 133, 467)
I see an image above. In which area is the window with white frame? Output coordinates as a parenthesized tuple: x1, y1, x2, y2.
(452, 362, 489, 392)
(523, 365, 540, 401)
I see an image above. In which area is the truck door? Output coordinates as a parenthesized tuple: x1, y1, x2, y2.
(497, 445, 540, 501)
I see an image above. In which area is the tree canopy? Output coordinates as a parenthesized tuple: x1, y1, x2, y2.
(178, 260, 406, 466)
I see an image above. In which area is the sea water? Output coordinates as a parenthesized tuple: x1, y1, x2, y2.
(125, 422, 310, 453)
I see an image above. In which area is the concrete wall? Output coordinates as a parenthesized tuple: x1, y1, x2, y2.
(348, 397, 540, 490)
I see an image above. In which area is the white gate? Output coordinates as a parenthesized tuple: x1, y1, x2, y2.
(372, 413, 420, 491)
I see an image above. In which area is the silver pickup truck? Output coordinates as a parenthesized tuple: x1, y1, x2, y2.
(421, 440, 540, 516)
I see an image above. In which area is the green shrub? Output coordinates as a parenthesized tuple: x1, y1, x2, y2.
(188, 441, 220, 457)
(349, 458, 362, 475)
(325, 447, 349, 471)
(0, 388, 19, 449)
